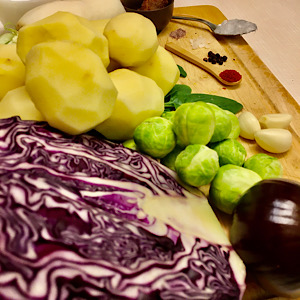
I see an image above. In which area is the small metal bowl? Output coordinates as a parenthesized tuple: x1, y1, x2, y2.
(121, 0, 174, 33)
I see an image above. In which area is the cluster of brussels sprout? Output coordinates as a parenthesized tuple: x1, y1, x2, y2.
(124, 101, 283, 214)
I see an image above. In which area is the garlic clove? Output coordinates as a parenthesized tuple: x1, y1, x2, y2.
(259, 113, 292, 129)
(238, 111, 261, 140)
(254, 128, 292, 153)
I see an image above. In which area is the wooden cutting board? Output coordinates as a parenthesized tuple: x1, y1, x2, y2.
(158, 5, 300, 183)
(158, 5, 300, 300)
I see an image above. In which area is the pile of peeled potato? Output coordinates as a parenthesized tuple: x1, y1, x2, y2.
(0, 10, 179, 139)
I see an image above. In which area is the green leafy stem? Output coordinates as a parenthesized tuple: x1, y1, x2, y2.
(0, 23, 18, 44)
(164, 84, 243, 114)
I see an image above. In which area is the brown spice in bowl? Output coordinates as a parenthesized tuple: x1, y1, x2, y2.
(139, 0, 169, 10)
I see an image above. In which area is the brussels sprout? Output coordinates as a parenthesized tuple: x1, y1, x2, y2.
(133, 117, 176, 158)
(210, 139, 247, 166)
(160, 144, 184, 171)
(244, 153, 283, 179)
(175, 144, 219, 187)
(172, 102, 215, 147)
(161, 111, 175, 123)
(207, 104, 232, 143)
(123, 139, 138, 150)
(224, 110, 240, 139)
(209, 164, 262, 214)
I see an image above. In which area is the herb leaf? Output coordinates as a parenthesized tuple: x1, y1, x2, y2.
(164, 84, 243, 114)
(185, 94, 243, 114)
(177, 65, 187, 78)
(164, 84, 192, 110)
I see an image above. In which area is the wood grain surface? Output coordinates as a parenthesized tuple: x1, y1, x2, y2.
(158, 5, 300, 183)
(159, 5, 300, 300)
(174, 0, 300, 106)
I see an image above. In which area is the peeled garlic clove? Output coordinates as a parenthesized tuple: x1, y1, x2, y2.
(259, 113, 292, 129)
(254, 128, 292, 153)
(238, 111, 261, 140)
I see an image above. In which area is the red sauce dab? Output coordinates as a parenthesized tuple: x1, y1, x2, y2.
(219, 69, 242, 83)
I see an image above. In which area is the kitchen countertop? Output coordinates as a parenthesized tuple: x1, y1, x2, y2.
(174, 0, 300, 106)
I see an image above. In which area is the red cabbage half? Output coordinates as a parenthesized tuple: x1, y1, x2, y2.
(0, 117, 246, 299)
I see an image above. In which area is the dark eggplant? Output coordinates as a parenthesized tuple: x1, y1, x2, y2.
(230, 179, 300, 298)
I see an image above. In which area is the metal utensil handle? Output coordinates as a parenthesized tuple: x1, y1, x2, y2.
(172, 15, 217, 31)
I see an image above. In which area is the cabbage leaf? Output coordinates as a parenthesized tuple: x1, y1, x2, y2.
(0, 117, 245, 299)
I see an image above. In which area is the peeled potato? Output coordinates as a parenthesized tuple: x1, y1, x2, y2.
(106, 58, 121, 73)
(104, 12, 159, 67)
(89, 18, 111, 34)
(17, 11, 110, 67)
(95, 69, 164, 141)
(0, 86, 45, 121)
(130, 46, 180, 95)
(0, 44, 25, 99)
(25, 40, 117, 135)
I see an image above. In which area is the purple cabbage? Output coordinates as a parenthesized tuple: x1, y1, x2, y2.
(0, 117, 245, 299)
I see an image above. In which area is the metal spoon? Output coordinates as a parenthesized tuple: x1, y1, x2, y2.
(172, 15, 257, 36)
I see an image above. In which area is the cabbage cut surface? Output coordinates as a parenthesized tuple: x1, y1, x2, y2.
(0, 117, 245, 299)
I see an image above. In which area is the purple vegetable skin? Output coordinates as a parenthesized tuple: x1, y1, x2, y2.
(0, 117, 244, 299)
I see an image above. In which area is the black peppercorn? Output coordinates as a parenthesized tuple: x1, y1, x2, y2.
(203, 51, 227, 65)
